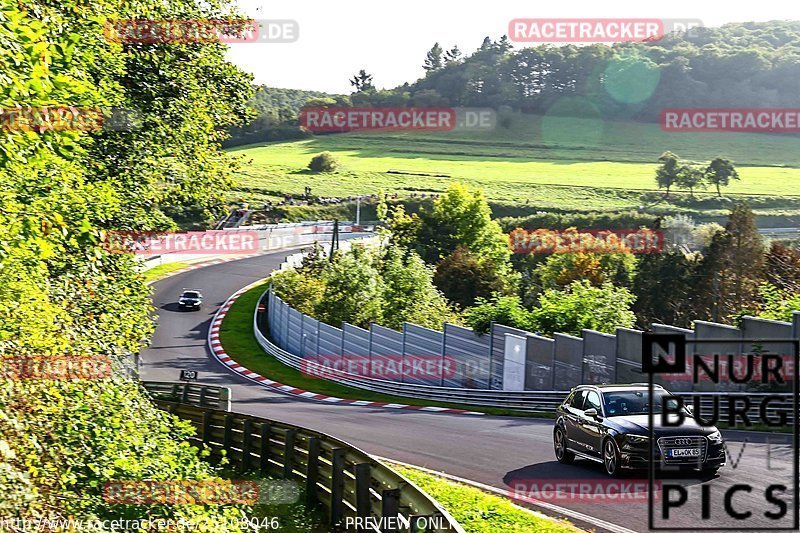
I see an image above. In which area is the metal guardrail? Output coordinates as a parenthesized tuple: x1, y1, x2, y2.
(142, 381, 232, 411)
(154, 400, 465, 532)
(253, 291, 796, 421)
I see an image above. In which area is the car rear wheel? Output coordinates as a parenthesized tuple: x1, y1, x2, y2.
(603, 438, 622, 478)
(554, 427, 574, 464)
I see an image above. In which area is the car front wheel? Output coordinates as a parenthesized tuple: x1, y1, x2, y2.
(554, 426, 575, 464)
(603, 438, 622, 478)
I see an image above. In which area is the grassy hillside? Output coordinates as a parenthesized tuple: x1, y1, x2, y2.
(228, 114, 800, 218)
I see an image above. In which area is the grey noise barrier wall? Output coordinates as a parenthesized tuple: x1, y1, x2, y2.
(262, 248, 800, 397)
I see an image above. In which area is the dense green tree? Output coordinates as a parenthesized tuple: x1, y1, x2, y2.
(698, 203, 765, 321)
(270, 269, 326, 316)
(676, 163, 707, 197)
(0, 0, 256, 526)
(424, 42, 444, 71)
(655, 151, 681, 196)
(301, 22, 800, 123)
(756, 282, 800, 322)
(531, 281, 636, 336)
(535, 252, 637, 290)
(464, 295, 535, 334)
(633, 250, 703, 328)
(380, 246, 457, 329)
(705, 157, 740, 197)
(417, 183, 511, 267)
(317, 248, 384, 328)
(433, 246, 507, 308)
(349, 69, 375, 92)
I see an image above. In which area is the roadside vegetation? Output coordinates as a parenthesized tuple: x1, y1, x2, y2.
(141, 262, 192, 283)
(0, 0, 262, 528)
(393, 465, 578, 533)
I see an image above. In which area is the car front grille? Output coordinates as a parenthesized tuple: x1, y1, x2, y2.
(657, 436, 707, 464)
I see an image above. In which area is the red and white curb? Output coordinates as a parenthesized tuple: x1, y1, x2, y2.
(207, 281, 484, 416)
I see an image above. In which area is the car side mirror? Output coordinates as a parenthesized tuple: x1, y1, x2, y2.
(584, 408, 599, 419)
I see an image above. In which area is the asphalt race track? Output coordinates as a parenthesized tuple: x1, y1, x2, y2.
(141, 249, 796, 533)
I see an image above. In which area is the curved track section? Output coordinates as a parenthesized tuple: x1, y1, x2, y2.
(141, 249, 788, 533)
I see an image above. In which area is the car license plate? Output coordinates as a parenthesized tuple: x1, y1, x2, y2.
(670, 448, 700, 457)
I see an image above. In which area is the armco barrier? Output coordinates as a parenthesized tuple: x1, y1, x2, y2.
(154, 400, 465, 532)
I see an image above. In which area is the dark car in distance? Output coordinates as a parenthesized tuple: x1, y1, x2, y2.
(178, 289, 203, 311)
(554, 384, 726, 477)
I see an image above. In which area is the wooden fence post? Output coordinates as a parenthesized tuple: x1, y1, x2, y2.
(330, 448, 346, 527)
(306, 437, 321, 508)
(241, 419, 253, 473)
(259, 423, 271, 476)
(283, 429, 297, 479)
(381, 488, 401, 533)
(354, 463, 372, 532)
(202, 411, 212, 444)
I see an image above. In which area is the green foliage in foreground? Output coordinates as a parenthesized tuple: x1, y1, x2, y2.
(0, 0, 255, 526)
(532, 281, 637, 336)
(0, 379, 247, 526)
(393, 465, 577, 533)
(464, 296, 536, 334)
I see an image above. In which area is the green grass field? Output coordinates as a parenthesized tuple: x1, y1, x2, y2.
(140, 261, 190, 283)
(393, 464, 578, 533)
(228, 114, 800, 216)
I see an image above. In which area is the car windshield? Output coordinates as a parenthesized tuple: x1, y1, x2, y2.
(602, 390, 681, 416)
(182, 292, 200, 299)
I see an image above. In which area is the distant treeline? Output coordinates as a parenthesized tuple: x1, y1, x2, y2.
(225, 87, 344, 146)
(403, 21, 800, 118)
(227, 21, 800, 145)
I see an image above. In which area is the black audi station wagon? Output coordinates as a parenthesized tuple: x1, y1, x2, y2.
(553, 384, 726, 477)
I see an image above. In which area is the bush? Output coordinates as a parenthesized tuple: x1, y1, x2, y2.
(270, 269, 326, 316)
(535, 251, 638, 289)
(270, 244, 458, 330)
(531, 280, 636, 336)
(317, 250, 384, 328)
(463, 295, 535, 334)
(756, 282, 800, 322)
(434, 247, 506, 308)
(498, 210, 660, 232)
(307, 152, 339, 172)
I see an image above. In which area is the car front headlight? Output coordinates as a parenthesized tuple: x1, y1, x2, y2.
(707, 430, 723, 444)
(626, 435, 649, 445)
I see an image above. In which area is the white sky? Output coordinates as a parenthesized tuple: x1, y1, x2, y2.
(227, 0, 797, 94)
